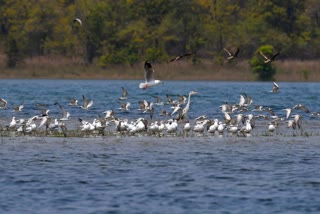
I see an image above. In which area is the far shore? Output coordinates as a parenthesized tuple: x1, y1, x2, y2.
(0, 55, 319, 81)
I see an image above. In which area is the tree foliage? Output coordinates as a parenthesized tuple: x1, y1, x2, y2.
(250, 45, 277, 81)
(0, 0, 320, 69)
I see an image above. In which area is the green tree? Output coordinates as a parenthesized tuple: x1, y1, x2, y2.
(0, 0, 320, 69)
(163, 0, 207, 60)
(250, 45, 277, 81)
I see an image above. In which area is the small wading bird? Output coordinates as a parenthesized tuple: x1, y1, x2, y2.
(223, 47, 240, 61)
(168, 52, 193, 62)
(139, 61, 162, 90)
(259, 50, 280, 63)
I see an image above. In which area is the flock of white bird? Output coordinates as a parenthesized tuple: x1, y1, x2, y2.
(0, 19, 305, 138)
(0, 78, 316, 138)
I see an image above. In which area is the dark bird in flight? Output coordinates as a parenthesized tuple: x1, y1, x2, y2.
(259, 50, 280, 63)
(223, 47, 240, 60)
(169, 53, 193, 62)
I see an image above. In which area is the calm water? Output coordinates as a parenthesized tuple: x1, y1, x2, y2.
(0, 79, 320, 120)
(1, 80, 320, 213)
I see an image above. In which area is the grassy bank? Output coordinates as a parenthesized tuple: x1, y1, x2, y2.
(0, 55, 319, 81)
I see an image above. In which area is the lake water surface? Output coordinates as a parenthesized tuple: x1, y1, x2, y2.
(1, 80, 320, 213)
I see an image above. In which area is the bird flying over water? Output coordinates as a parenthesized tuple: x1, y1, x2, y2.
(12, 104, 24, 112)
(119, 87, 128, 100)
(68, 98, 79, 106)
(118, 101, 130, 111)
(272, 82, 279, 93)
(103, 110, 114, 119)
(54, 102, 70, 121)
(293, 104, 310, 113)
(0, 98, 8, 109)
(166, 94, 173, 104)
(152, 95, 164, 105)
(139, 61, 162, 90)
(80, 95, 93, 110)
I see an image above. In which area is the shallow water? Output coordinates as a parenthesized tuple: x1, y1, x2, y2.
(0, 79, 319, 121)
(1, 80, 320, 213)
(1, 137, 320, 213)
(1, 80, 320, 135)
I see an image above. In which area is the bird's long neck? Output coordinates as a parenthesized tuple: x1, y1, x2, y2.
(183, 92, 192, 115)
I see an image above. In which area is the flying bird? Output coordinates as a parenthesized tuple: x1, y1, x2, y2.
(152, 95, 164, 105)
(293, 104, 310, 113)
(12, 104, 24, 112)
(54, 102, 70, 121)
(223, 47, 240, 60)
(139, 61, 162, 90)
(272, 82, 279, 93)
(119, 87, 128, 100)
(0, 98, 8, 109)
(80, 95, 93, 110)
(68, 98, 79, 106)
(73, 18, 82, 26)
(168, 53, 193, 62)
(118, 101, 130, 111)
(259, 50, 280, 63)
(166, 94, 173, 104)
(103, 110, 114, 119)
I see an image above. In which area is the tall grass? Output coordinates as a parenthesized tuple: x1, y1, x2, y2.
(0, 55, 320, 81)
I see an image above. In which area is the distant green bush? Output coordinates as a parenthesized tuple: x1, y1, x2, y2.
(98, 46, 140, 66)
(250, 45, 277, 81)
(145, 47, 167, 62)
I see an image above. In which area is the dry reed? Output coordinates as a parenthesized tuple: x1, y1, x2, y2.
(0, 55, 320, 81)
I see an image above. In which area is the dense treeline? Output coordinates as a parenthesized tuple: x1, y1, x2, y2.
(1, 0, 320, 68)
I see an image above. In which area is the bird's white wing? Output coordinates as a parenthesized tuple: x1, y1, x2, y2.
(223, 48, 232, 57)
(239, 95, 246, 106)
(38, 117, 48, 128)
(73, 18, 82, 26)
(259, 51, 269, 60)
(87, 100, 94, 109)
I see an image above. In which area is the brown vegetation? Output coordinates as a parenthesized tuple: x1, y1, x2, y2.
(0, 55, 319, 81)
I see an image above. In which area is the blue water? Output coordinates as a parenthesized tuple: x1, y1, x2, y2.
(1, 80, 320, 213)
(0, 79, 320, 121)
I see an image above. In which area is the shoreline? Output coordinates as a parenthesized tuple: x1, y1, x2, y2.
(0, 56, 320, 81)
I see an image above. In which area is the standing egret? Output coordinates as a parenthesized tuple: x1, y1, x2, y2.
(181, 91, 198, 119)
